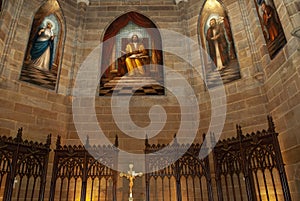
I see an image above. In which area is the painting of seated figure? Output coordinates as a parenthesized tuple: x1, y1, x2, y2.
(118, 36, 150, 77)
(99, 12, 164, 96)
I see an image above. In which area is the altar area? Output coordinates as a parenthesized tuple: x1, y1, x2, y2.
(0, 117, 292, 201)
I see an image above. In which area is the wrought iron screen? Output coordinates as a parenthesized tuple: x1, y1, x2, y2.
(0, 128, 51, 201)
(49, 136, 119, 201)
(213, 116, 291, 201)
(144, 137, 214, 201)
(0, 116, 292, 201)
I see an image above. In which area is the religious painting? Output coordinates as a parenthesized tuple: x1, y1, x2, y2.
(20, 0, 64, 90)
(254, 0, 286, 59)
(100, 12, 164, 96)
(199, 0, 241, 88)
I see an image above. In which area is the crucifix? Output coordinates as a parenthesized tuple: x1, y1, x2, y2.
(120, 163, 143, 201)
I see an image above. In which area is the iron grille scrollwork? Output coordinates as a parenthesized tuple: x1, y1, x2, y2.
(144, 135, 213, 201)
(213, 116, 291, 201)
(0, 128, 51, 201)
(49, 135, 119, 201)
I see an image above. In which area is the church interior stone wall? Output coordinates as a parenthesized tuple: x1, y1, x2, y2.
(0, 0, 299, 200)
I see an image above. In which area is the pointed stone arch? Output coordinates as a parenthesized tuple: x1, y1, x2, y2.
(198, 0, 241, 87)
(20, 0, 66, 91)
(100, 11, 165, 96)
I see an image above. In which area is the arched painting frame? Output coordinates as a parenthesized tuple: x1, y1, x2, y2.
(254, 0, 286, 59)
(199, 0, 241, 88)
(20, 0, 65, 90)
(100, 11, 164, 96)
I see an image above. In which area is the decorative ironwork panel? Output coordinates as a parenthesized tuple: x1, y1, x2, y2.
(144, 137, 213, 201)
(0, 128, 51, 201)
(0, 116, 291, 201)
(49, 136, 119, 201)
(213, 116, 291, 201)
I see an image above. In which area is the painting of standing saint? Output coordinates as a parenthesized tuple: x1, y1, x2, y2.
(20, 0, 64, 90)
(255, 0, 286, 59)
(199, 0, 241, 88)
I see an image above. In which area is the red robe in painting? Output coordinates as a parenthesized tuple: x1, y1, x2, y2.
(262, 4, 279, 42)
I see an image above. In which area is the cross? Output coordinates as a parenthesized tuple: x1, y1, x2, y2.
(120, 163, 143, 200)
(13, 178, 18, 189)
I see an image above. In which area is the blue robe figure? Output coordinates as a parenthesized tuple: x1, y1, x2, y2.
(30, 21, 55, 71)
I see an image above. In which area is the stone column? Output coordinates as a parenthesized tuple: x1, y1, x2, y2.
(66, 0, 90, 95)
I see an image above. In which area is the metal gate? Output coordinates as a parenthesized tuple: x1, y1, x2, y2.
(0, 116, 292, 201)
(213, 116, 291, 201)
(49, 136, 119, 201)
(0, 128, 51, 201)
(144, 136, 214, 201)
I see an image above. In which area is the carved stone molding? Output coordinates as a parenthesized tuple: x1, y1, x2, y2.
(254, 71, 265, 83)
(77, 0, 89, 10)
(77, 0, 90, 5)
(175, 0, 188, 5)
(291, 26, 300, 51)
(291, 27, 300, 38)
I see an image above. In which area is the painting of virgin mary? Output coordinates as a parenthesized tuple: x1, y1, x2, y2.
(20, 0, 64, 90)
(30, 21, 56, 71)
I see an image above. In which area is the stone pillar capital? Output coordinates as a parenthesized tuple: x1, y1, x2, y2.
(77, 0, 90, 5)
(77, 0, 89, 11)
(174, 0, 188, 5)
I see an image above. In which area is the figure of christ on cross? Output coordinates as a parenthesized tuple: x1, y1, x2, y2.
(120, 164, 143, 200)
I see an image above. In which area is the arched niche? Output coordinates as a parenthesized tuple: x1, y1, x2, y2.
(198, 0, 241, 87)
(20, 0, 65, 91)
(100, 11, 164, 96)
